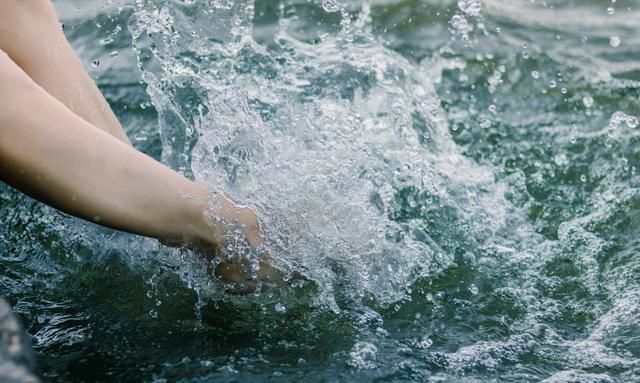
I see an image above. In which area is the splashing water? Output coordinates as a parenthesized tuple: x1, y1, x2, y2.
(128, 0, 523, 311)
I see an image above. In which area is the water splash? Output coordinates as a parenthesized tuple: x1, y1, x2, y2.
(128, 0, 526, 311)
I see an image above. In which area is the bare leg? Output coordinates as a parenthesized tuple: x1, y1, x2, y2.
(0, 0, 131, 145)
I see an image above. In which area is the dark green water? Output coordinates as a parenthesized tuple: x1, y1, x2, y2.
(2, 0, 640, 381)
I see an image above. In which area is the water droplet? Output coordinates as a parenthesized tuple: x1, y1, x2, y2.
(450, 15, 469, 32)
(480, 119, 492, 129)
(149, 309, 158, 319)
(549, 80, 557, 88)
(554, 153, 568, 166)
(488, 104, 497, 113)
(606, 7, 615, 15)
(99, 37, 114, 46)
(626, 116, 639, 128)
(275, 303, 286, 313)
(322, 0, 341, 13)
(582, 95, 594, 108)
(609, 35, 621, 48)
(134, 131, 149, 142)
(469, 284, 479, 295)
(110, 50, 119, 58)
(348, 342, 378, 369)
(580, 174, 587, 183)
(531, 71, 540, 79)
(210, 0, 233, 9)
(458, 0, 482, 16)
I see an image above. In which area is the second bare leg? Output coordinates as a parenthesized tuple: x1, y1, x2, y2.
(0, 0, 131, 145)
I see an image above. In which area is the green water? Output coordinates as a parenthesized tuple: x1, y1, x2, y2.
(2, 0, 640, 381)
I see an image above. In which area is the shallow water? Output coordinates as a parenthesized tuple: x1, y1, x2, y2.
(2, 0, 640, 381)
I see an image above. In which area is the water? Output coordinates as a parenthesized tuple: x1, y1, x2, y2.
(1, 0, 640, 381)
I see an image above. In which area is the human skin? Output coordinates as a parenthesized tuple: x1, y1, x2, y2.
(0, 0, 132, 145)
(0, 1, 278, 289)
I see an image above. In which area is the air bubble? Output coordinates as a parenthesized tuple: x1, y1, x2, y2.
(531, 71, 540, 79)
(582, 95, 594, 108)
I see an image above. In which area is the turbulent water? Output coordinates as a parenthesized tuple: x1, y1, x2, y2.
(1, 0, 640, 381)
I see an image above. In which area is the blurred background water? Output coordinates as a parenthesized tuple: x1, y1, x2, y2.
(1, 0, 640, 381)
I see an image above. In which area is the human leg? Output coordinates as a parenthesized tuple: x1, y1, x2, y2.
(0, 0, 131, 144)
(0, 49, 279, 290)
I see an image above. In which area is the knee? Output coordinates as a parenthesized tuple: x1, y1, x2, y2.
(0, 1, 60, 59)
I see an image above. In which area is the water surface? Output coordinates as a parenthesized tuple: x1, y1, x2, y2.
(1, 0, 640, 381)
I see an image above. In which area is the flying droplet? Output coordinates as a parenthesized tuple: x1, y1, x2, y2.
(458, 0, 482, 16)
(609, 35, 621, 48)
(134, 131, 149, 142)
(450, 15, 469, 32)
(322, 0, 341, 13)
(554, 153, 568, 166)
(626, 116, 639, 128)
